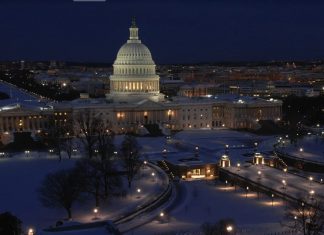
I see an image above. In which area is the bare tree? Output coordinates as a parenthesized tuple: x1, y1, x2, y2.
(284, 199, 324, 235)
(96, 119, 115, 162)
(75, 109, 100, 159)
(60, 119, 75, 159)
(0, 212, 22, 235)
(75, 158, 104, 207)
(120, 134, 141, 188)
(38, 168, 85, 220)
(62, 132, 75, 159)
(46, 117, 65, 161)
(98, 158, 122, 199)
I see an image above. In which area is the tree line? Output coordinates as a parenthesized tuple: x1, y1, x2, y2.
(38, 109, 142, 220)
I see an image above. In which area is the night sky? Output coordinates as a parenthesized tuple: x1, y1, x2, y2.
(0, 0, 324, 64)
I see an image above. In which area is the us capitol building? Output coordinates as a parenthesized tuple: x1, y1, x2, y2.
(0, 19, 282, 142)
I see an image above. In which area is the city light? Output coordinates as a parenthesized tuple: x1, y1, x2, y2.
(237, 163, 241, 171)
(226, 225, 233, 232)
(28, 228, 34, 235)
(257, 170, 261, 179)
(93, 207, 99, 220)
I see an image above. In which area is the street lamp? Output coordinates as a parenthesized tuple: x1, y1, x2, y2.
(225, 144, 229, 154)
(283, 168, 287, 180)
(28, 228, 34, 235)
(282, 179, 286, 189)
(25, 150, 30, 157)
(246, 186, 249, 198)
(309, 190, 315, 201)
(162, 148, 167, 158)
(237, 163, 241, 171)
(271, 194, 274, 206)
(299, 148, 304, 157)
(159, 211, 165, 223)
(93, 208, 99, 219)
(257, 171, 262, 179)
(254, 142, 258, 152)
(151, 172, 156, 182)
(226, 225, 233, 233)
(136, 188, 141, 198)
(309, 176, 313, 186)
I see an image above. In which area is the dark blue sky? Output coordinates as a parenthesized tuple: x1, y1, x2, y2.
(0, 0, 324, 63)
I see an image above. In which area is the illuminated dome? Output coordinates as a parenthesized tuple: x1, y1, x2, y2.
(110, 18, 159, 95)
(115, 43, 154, 65)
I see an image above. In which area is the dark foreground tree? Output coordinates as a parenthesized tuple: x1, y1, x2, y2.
(38, 168, 85, 220)
(96, 119, 114, 162)
(75, 158, 104, 207)
(284, 199, 324, 235)
(0, 212, 22, 235)
(75, 109, 100, 159)
(120, 134, 141, 188)
(201, 218, 236, 235)
(75, 157, 122, 206)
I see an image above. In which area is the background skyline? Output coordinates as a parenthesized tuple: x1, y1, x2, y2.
(1, 0, 324, 64)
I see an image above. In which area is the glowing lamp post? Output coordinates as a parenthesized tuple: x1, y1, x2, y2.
(226, 225, 233, 233)
(246, 186, 249, 198)
(93, 208, 99, 220)
(257, 171, 262, 179)
(237, 163, 241, 171)
(254, 142, 258, 152)
(309, 190, 315, 201)
(225, 144, 229, 154)
(151, 172, 156, 182)
(271, 194, 274, 206)
(136, 188, 141, 198)
(159, 211, 166, 223)
(282, 179, 286, 189)
(309, 176, 313, 186)
(162, 149, 167, 158)
(299, 148, 304, 157)
(25, 150, 30, 157)
(28, 228, 34, 235)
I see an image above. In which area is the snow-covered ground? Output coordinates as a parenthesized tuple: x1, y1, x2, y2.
(277, 135, 324, 163)
(226, 164, 324, 202)
(0, 153, 165, 234)
(126, 181, 288, 235)
(1, 129, 287, 234)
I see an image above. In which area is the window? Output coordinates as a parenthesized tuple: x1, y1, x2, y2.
(192, 169, 201, 175)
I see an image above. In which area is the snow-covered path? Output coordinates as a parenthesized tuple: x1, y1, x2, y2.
(126, 180, 287, 235)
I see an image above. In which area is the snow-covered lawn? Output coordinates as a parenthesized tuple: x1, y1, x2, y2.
(277, 135, 324, 163)
(0, 153, 165, 233)
(127, 180, 287, 235)
(226, 164, 324, 202)
(0, 129, 285, 234)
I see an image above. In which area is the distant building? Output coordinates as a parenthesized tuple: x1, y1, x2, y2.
(0, 19, 282, 143)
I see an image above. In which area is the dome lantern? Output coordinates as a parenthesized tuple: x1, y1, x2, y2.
(129, 17, 140, 42)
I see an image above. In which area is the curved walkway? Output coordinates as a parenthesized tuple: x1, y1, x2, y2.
(43, 162, 174, 234)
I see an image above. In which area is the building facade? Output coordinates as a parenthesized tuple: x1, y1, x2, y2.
(0, 20, 282, 143)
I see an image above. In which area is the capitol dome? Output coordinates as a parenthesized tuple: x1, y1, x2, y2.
(115, 43, 154, 65)
(110, 18, 160, 96)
